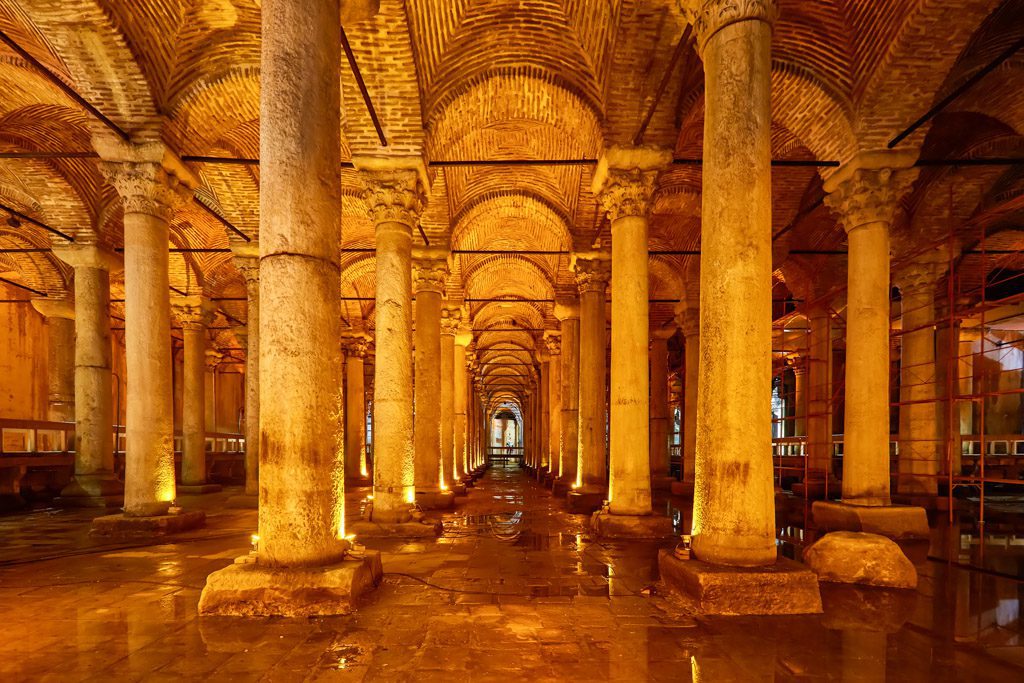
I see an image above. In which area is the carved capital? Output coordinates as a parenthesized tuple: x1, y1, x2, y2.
(204, 348, 223, 371)
(440, 306, 462, 336)
(596, 168, 659, 221)
(896, 255, 947, 297)
(342, 334, 370, 358)
(362, 169, 426, 228)
(824, 154, 919, 234)
(572, 253, 611, 294)
(544, 332, 562, 356)
(412, 257, 448, 294)
(171, 295, 213, 332)
(99, 161, 194, 222)
(680, 0, 779, 51)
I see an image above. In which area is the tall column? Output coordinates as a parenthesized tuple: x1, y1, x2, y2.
(343, 335, 370, 484)
(537, 353, 550, 477)
(474, 379, 486, 469)
(96, 140, 197, 519)
(455, 345, 473, 480)
(233, 247, 260, 499)
(649, 328, 673, 488)
(172, 296, 219, 491)
(805, 305, 834, 483)
(680, 0, 779, 564)
(31, 298, 75, 423)
(571, 255, 608, 507)
(896, 257, 944, 497)
(52, 245, 123, 505)
(544, 333, 562, 483)
(554, 300, 581, 494)
(440, 307, 460, 488)
(412, 252, 449, 507)
(592, 146, 670, 530)
(363, 163, 426, 524)
(680, 309, 699, 490)
(204, 349, 223, 432)
(824, 154, 919, 506)
(791, 363, 807, 437)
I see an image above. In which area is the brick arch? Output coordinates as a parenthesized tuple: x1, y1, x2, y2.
(0, 226, 68, 296)
(463, 255, 555, 301)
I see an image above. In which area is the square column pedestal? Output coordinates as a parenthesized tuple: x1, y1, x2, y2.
(415, 490, 456, 510)
(568, 488, 604, 514)
(90, 508, 206, 539)
(199, 550, 383, 617)
(658, 549, 822, 615)
(590, 510, 674, 538)
(812, 501, 930, 540)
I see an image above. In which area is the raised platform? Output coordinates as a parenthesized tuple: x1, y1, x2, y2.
(567, 489, 604, 514)
(349, 518, 443, 537)
(812, 500, 929, 540)
(590, 510, 674, 538)
(415, 490, 455, 510)
(177, 483, 223, 495)
(198, 551, 383, 617)
(90, 508, 206, 538)
(658, 549, 823, 615)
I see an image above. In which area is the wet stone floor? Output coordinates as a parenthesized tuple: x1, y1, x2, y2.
(1, 464, 1023, 681)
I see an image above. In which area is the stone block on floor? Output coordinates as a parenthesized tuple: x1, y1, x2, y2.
(551, 478, 573, 496)
(197, 550, 383, 617)
(349, 518, 443, 537)
(812, 501, 929, 540)
(658, 549, 823, 615)
(589, 510, 673, 538)
(803, 531, 917, 589)
(90, 508, 206, 538)
(567, 489, 604, 514)
(177, 483, 223, 495)
(415, 490, 456, 510)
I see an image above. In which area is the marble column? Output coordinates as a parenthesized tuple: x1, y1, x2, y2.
(573, 253, 602, 499)
(455, 344, 473, 481)
(806, 305, 834, 482)
(592, 146, 670, 528)
(171, 296, 219, 492)
(204, 349, 223, 433)
(96, 140, 197, 519)
(649, 328, 673, 488)
(52, 245, 123, 505)
(555, 300, 581, 494)
(232, 247, 260, 498)
(792, 364, 807, 437)
(474, 378, 486, 469)
(363, 164, 426, 523)
(545, 333, 562, 484)
(538, 352, 550, 477)
(684, 0, 777, 564)
(680, 309, 699, 490)
(824, 154, 919, 506)
(31, 298, 75, 423)
(412, 253, 449, 506)
(896, 256, 945, 497)
(342, 335, 370, 484)
(440, 308, 460, 487)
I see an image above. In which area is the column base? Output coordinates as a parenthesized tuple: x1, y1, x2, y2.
(589, 510, 673, 538)
(650, 475, 674, 492)
(552, 478, 574, 497)
(226, 494, 259, 509)
(812, 501, 930, 540)
(415, 490, 455, 510)
(658, 549, 822, 615)
(567, 488, 605, 514)
(90, 508, 206, 538)
(349, 518, 443, 537)
(450, 482, 468, 497)
(198, 551, 382, 617)
(670, 480, 694, 497)
(177, 483, 223, 495)
(56, 474, 124, 508)
(460, 475, 476, 488)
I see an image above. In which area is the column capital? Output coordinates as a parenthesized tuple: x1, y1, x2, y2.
(94, 138, 197, 222)
(571, 251, 611, 294)
(231, 242, 260, 289)
(171, 295, 214, 331)
(440, 305, 462, 336)
(553, 300, 580, 321)
(31, 297, 75, 320)
(592, 146, 671, 221)
(680, 0, 779, 52)
(543, 331, 562, 356)
(455, 324, 474, 348)
(342, 333, 370, 358)
(358, 159, 428, 228)
(412, 253, 449, 294)
(204, 348, 223, 371)
(823, 151, 919, 234)
(896, 252, 948, 297)
(51, 244, 122, 272)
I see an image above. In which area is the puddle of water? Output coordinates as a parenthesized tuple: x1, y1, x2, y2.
(319, 644, 364, 670)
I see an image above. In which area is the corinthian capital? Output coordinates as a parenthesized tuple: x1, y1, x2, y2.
(592, 146, 671, 222)
(93, 138, 197, 222)
(680, 0, 779, 51)
(231, 243, 260, 295)
(171, 295, 213, 331)
(571, 252, 611, 294)
(823, 151, 919, 234)
(441, 305, 462, 336)
(543, 332, 562, 356)
(895, 249, 949, 296)
(412, 255, 449, 294)
(361, 168, 426, 228)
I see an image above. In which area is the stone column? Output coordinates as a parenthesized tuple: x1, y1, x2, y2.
(454, 343, 472, 483)
(474, 378, 486, 470)
(896, 256, 944, 498)
(805, 305, 834, 489)
(571, 255, 607, 507)
(555, 300, 581, 495)
(649, 328, 673, 489)
(361, 163, 429, 526)
(815, 151, 929, 540)
(232, 246, 260, 500)
(792, 364, 807, 437)
(591, 146, 672, 537)
(171, 295, 220, 492)
(31, 298, 75, 423)
(544, 333, 562, 485)
(204, 349, 223, 433)
(440, 308, 460, 487)
(52, 245, 123, 506)
(343, 335, 370, 484)
(682, 0, 778, 564)
(96, 140, 197, 521)
(538, 352, 550, 478)
(412, 252, 451, 509)
(680, 309, 699, 491)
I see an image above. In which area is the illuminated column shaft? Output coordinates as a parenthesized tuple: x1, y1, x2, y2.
(98, 143, 196, 517)
(440, 307, 461, 486)
(806, 306, 833, 475)
(545, 334, 562, 474)
(574, 256, 608, 490)
(256, 0, 346, 564)
(680, 311, 699, 486)
(343, 337, 369, 481)
(594, 148, 668, 515)
(453, 328, 471, 480)
(824, 153, 919, 505)
(413, 255, 447, 493)
(365, 167, 424, 522)
(649, 330, 671, 479)
(792, 366, 807, 436)
(233, 249, 260, 496)
(539, 358, 550, 470)
(684, 0, 777, 564)
(171, 296, 213, 486)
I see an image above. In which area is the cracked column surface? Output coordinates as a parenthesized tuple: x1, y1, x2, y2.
(573, 255, 607, 492)
(52, 245, 123, 504)
(685, 0, 777, 565)
(594, 147, 669, 516)
(412, 253, 447, 496)
(343, 335, 370, 482)
(97, 139, 196, 518)
(233, 246, 260, 497)
(171, 296, 214, 487)
(364, 163, 426, 523)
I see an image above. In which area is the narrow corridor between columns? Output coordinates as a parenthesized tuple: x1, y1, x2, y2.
(0, 462, 1021, 681)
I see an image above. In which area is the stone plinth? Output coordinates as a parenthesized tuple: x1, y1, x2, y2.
(349, 518, 443, 537)
(198, 552, 382, 617)
(568, 489, 604, 514)
(415, 490, 455, 510)
(450, 482, 468, 497)
(658, 550, 823, 615)
(590, 510, 673, 538)
(226, 494, 258, 509)
(812, 501, 929, 540)
(178, 483, 223, 495)
(804, 531, 917, 589)
(55, 474, 124, 508)
(90, 509, 205, 538)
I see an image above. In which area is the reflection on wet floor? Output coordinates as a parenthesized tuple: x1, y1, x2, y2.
(0, 463, 1023, 680)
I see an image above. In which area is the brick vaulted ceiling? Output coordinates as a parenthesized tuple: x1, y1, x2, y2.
(1, 0, 1023, 401)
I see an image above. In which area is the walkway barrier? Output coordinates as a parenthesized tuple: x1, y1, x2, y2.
(487, 446, 523, 464)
